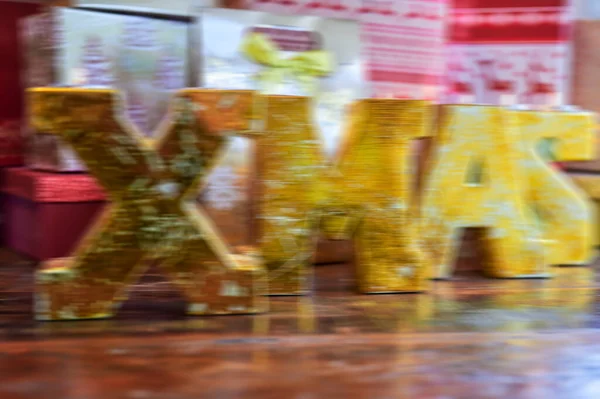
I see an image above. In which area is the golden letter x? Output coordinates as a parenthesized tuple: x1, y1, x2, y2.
(29, 88, 267, 320)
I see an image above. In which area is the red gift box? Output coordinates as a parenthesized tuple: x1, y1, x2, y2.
(0, 168, 106, 261)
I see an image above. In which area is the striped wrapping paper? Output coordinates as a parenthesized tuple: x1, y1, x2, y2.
(228, 0, 449, 100)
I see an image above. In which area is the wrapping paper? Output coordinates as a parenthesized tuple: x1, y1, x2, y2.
(0, 2, 42, 166)
(232, 0, 449, 99)
(22, 7, 188, 171)
(444, 0, 574, 105)
(197, 8, 364, 254)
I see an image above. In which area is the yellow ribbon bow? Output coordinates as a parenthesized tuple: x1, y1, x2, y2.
(240, 32, 334, 94)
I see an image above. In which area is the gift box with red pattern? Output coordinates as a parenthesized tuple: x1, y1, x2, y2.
(223, 0, 449, 100)
(0, 168, 106, 260)
(443, 0, 574, 106)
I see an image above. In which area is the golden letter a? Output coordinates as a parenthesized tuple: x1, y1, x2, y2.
(422, 105, 547, 279)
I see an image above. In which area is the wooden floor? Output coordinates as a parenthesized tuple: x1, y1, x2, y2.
(1, 249, 600, 399)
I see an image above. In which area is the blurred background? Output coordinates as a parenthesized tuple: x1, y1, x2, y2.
(1, 1, 600, 398)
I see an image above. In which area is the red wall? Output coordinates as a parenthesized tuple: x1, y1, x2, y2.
(0, 1, 41, 122)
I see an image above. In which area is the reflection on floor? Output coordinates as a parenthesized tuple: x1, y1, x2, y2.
(1, 249, 599, 398)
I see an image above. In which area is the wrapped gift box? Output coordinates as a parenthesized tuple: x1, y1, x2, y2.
(0, 2, 42, 167)
(233, 0, 449, 100)
(443, 0, 574, 106)
(196, 8, 364, 260)
(21, 7, 189, 172)
(0, 168, 106, 260)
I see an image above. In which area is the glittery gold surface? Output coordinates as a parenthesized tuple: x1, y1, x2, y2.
(257, 96, 322, 295)
(512, 109, 595, 266)
(258, 96, 431, 294)
(29, 88, 267, 321)
(422, 105, 548, 280)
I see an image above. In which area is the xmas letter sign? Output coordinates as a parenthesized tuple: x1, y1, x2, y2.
(28, 89, 596, 319)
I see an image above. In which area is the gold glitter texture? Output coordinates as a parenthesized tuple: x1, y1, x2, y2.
(29, 87, 267, 320)
(422, 105, 548, 279)
(258, 96, 432, 294)
(512, 108, 595, 266)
